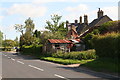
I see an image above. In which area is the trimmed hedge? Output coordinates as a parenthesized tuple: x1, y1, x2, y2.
(92, 32, 120, 58)
(21, 44, 43, 56)
(52, 49, 97, 60)
(0, 47, 13, 51)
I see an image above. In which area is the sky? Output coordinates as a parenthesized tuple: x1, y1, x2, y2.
(0, 0, 119, 40)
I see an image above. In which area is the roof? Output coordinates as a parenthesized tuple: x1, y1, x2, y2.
(48, 39, 81, 44)
(88, 15, 112, 27)
(48, 39, 71, 44)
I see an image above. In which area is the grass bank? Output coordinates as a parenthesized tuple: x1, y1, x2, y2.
(39, 56, 119, 74)
(81, 57, 119, 73)
(40, 56, 94, 65)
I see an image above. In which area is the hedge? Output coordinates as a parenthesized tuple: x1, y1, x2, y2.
(0, 47, 13, 51)
(21, 44, 43, 56)
(92, 32, 120, 58)
(52, 49, 97, 60)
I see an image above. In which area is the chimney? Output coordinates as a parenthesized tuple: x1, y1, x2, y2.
(66, 20, 69, 30)
(97, 8, 104, 18)
(84, 15, 88, 25)
(75, 20, 78, 23)
(80, 16, 82, 24)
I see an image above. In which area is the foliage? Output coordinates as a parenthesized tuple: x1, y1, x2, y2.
(14, 24, 25, 35)
(21, 44, 43, 56)
(92, 32, 120, 58)
(0, 31, 3, 47)
(45, 14, 67, 39)
(18, 18, 35, 46)
(2, 39, 16, 47)
(14, 37, 19, 47)
(98, 20, 120, 34)
(82, 20, 120, 50)
(33, 30, 41, 38)
(82, 33, 95, 50)
(40, 57, 94, 65)
(25, 17, 35, 35)
(52, 49, 97, 60)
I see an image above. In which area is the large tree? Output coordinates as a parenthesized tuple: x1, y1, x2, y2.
(45, 14, 67, 39)
(14, 18, 35, 46)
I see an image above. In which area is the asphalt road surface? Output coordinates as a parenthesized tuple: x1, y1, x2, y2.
(0, 52, 119, 80)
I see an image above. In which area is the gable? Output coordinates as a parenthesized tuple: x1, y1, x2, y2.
(66, 29, 78, 39)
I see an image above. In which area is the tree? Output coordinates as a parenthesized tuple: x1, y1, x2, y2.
(14, 37, 19, 47)
(33, 30, 41, 38)
(19, 17, 35, 46)
(45, 14, 67, 39)
(25, 17, 35, 35)
(2, 39, 16, 47)
(14, 24, 25, 35)
(0, 31, 3, 47)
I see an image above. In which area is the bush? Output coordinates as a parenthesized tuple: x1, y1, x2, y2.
(92, 32, 120, 58)
(1, 47, 13, 51)
(52, 49, 97, 60)
(21, 44, 43, 56)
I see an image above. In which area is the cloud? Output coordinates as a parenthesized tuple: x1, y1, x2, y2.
(64, 4, 89, 22)
(64, 4, 118, 23)
(32, 0, 78, 4)
(102, 6, 118, 20)
(7, 4, 47, 17)
(65, 4, 88, 13)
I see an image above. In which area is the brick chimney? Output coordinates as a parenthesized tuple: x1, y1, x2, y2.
(75, 20, 78, 23)
(97, 8, 104, 18)
(84, 15, 88, 25)
(66, 20, 69, 31)
(80, 16, 82, 24)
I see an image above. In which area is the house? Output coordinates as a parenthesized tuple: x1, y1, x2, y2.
(66, 8, 112, 37)
(43, 39, 84, 53)
(44, 8, 112, 53)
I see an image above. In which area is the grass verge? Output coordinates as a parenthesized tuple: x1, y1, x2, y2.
(40, 56, 119, 74)
(40, 56, 94, 65)
(81, 57, 119, 73)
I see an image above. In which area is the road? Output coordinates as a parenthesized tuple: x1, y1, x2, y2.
(0, 52, 119, 80)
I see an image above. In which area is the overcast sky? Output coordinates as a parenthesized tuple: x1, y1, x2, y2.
(0, 0, 119, 40)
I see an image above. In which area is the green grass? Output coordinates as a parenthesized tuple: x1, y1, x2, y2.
(81, 57, 119, 73)
(40, 56, 94, 65)
(40, 56, 119, 73)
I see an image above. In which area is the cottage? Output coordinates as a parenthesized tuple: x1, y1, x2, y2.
(43, 39, 85, 53)
(66, 8, 112, 36)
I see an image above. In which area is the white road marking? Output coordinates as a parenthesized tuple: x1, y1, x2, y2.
(54, 74, 65, 79)
(17, 61, 24, 64)
(28, 65, 44, 71)
(11, 58, 15, 61)
(8, 57, 10, 58)
(4, 55, 7, 56)
(54, 74, 70, 80)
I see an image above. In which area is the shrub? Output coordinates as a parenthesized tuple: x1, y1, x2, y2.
(92, 32, 120, 58)
(21, 44, 43, 56)
(52, 49, 97, 60)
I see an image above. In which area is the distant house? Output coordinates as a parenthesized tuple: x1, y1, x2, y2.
(66, 8, 112, 37)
